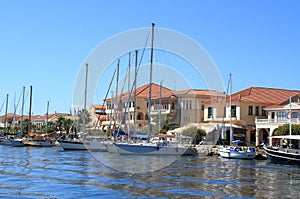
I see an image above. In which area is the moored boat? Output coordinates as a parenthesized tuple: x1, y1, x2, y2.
(10, 138, 26, 147)
(264, 135, 300, 165)
(219, 146, 256, 159)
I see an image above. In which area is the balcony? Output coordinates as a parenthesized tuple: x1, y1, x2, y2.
(255, 118, 300, 124)
(150, 105, 171, 115)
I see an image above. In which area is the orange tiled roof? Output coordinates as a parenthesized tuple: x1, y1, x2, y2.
(91, 105, 106, 110)
(175, 89, 225, 98)
(107, 83, 175, 101)
(231, 87, 300, 105)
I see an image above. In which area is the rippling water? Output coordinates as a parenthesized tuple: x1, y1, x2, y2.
(0, 145, 299, 199)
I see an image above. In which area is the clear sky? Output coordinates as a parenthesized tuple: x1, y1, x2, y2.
(0, 0, 299, 115)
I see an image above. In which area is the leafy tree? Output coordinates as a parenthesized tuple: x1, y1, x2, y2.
(64, 118, 74, 133)
(55, 116, 65, 131)
(276, 124, 300, 136)
(77, 109, 91, 128)
(182, 126, 206, 145)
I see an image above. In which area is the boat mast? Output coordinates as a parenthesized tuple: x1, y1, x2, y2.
(289, 96, 292, 136)
(147, 22, 155, 138)
(46, 100, 49, 136)
(134, 50, 138, 138)
(4, 94, 9, 131)
(115, 59, 120, 127)
(229, 73, 233, 143)
(28, 85, 33, 133)
(159, 80, 164, 132)
(83, 63, 88, 133)
(21, 86, 25, 135)
(127, 53, 131, 142)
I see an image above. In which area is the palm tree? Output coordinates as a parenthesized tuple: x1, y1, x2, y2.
(55, 116, 65, 131)
(64, 118, 74, 133)
(77, 109, 91, 131)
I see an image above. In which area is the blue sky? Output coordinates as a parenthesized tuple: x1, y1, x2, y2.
(0, 0, 299, 115)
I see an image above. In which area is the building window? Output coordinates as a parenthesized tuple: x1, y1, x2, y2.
(208, 107, 213, 118)
(137, 113, 143, 120)
(190, 100, 192, 109)
(223, 106, 226, 117)
(186, 100, 189, 110)
(271, 112, 275, 119)
(262, 106, 266, 116)
(248, 106, 253, 116)
(171, 102, 175, 110)
(255, 106, 259, 116)
(231, 105, 236, 118)
(182, 101, 185, 110)
(292, 112, 299, 118)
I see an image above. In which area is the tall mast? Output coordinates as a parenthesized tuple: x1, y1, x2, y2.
(148, 22, 155, 137)
(159, 80, 164, 132)
(134, 50, 138, 137)
(21, 86, 25, 134)
(289, 96, 292, 136)
(28, 85, 33, 133)
(4, 94, 9, 130)
(127, 52, 131, 141)
(83, 63, 88, 133)
(46, 100, 49, 136)
(229, 73, 233, 143)
(115, 59, 120, 125)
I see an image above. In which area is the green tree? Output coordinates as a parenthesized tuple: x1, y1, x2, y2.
(77, 109, 91, 126)
(64, 118, 74, 133)
(276, 124, 300, 135)
(55, 116, 66, 131)
(182, 126, 206, 145)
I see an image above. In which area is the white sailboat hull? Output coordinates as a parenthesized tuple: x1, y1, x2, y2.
(114, 143, 197, 156)
(220, 147, 256, 159)
(58, 140, 87, 150)
(59, 139, 111, 151)
(11, 138, 26, 147)
(0, 138, 13, 146)
(25, 139, 55, 147)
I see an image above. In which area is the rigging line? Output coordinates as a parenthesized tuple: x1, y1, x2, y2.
(18, 89, 30, 115)
(120, 28, 151, 125)
(0, 98, 5, 113)
(94, 65, 118, 130)
(220, 75, 231, 142)
(14, 89, 23, 115)
(138, 29, 150, 67)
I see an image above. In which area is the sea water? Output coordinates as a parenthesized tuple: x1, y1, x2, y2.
(0, 145, 299, 198)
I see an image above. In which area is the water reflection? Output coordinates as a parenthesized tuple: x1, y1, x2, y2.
(0, 145, 299, 198)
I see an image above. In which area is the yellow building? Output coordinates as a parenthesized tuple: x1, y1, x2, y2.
(256, 95, 300, 146)
(204, 87, 300, 145)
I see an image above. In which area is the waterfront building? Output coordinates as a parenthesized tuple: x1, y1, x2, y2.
(203, 87, 300, 145)
(0, 113, 74, 132)
(255, 95, 300, 146)
(89, 105, 106, 128)
(101, 83, 222, 133)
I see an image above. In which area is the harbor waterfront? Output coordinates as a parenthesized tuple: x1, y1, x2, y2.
(0, 145, 299, 199)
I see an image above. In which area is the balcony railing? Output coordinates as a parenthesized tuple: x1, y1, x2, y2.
(256, 118, 300, 124)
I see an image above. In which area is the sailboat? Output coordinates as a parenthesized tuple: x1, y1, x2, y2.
(58, 64, 89, 150)
(11, 87, 27, 147)
(0, 94, 14, 146)
(219, 74, 256, 159)
(263, 97, 300, 165)
(58, 64, 108, 151)
(22, 86, 55, 147)
(112, 23, 197, 156)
